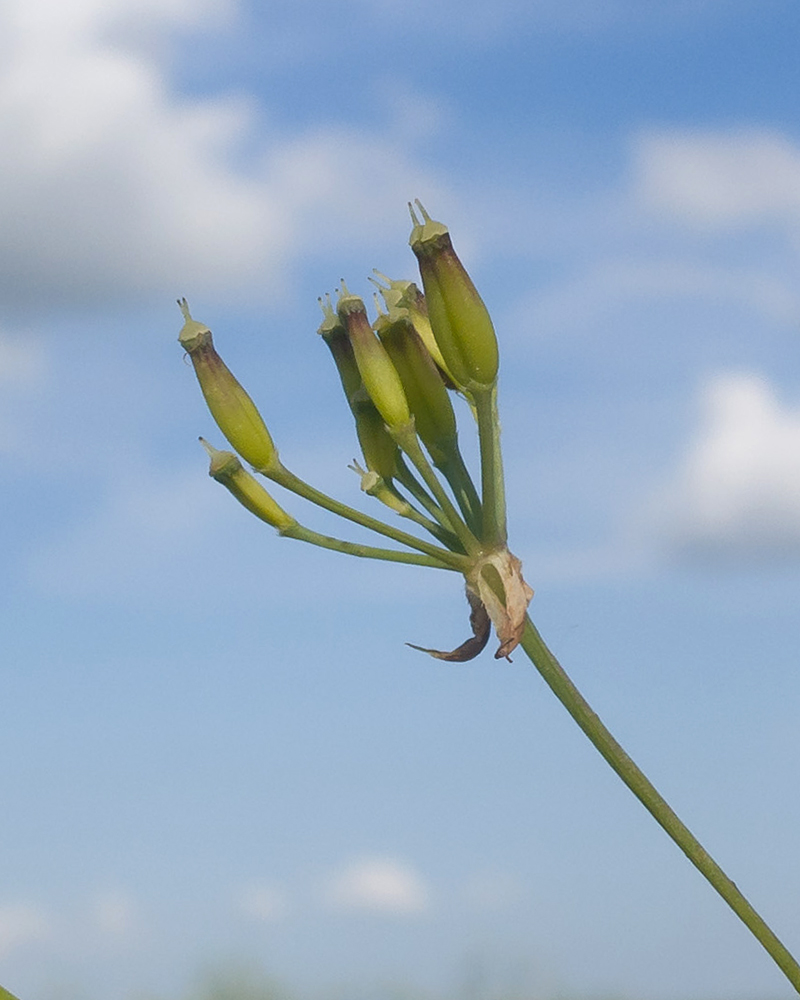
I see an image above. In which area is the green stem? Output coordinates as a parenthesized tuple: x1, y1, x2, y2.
(519, 614, 800, 994)
(345, 458, 459, 549)
(394, 428, 482, 557)
(435, 446, 483, 538)
(281, 523, 456, 570)
(474, 384, 507, 549)
(395, 455, 457, 537)
(268, 463, 469, 572)
(0, 987, 21, 1000)
(382, 483, 459, 546)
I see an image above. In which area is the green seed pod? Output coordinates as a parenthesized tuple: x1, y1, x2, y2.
(336, 283, 411, 433)
(202, 439, 295, 531)
(373, 308, 457, 468)
(178, 299, 278, 472)
(370, 272, 456, 387)
(317, 295, 399, 481)
(352, 395, 399, 481)
(317, 294, 363, 405)
(408, 202, 499, 391)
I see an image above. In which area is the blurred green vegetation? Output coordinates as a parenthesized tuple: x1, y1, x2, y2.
(143, 965, 631, 1000)
(146, 961, 787, 1000)
(182, 968, 291, 1000)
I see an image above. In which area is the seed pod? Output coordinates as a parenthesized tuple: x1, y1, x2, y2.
(202, 440, 295, 531)
(336, 283, 411, 433)
(408, 202, 499, 391)
(370, 272, 456, 387)
(317, 295, 399, 481)
(352, 396, 399, 481)
(178, 299, 278, 472)
(373, 308, 457, 468)
(317, 294, 362, 404)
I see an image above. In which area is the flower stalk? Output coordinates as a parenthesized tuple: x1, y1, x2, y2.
(178, 202, 800, 996)
(474, 384, 507, 549)
(373, 299, 482, 535)
(518, 615, 800, 992)
(204, 440, 453, 570)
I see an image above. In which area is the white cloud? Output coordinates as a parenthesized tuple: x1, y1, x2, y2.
(0, 0, 445, 311)
(0, 903, 50, 959)
(0, 0, 261, 305)
(325, 857, 431, 914)
(6, 0, 230, 40)
(634, 129, 800, 230)
(517, 258, 800, 341)
(260, 125, 449, 261)
(0, 891, 143, 966)
(653, 373, 800, 561)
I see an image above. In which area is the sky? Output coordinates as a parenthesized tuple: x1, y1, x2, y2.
(2, 0, 800, 998)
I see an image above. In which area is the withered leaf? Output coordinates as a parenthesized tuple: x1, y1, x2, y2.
(468, 549, 534, 660)
(406, 588, 491, 662)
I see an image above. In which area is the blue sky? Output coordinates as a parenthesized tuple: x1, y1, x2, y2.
(2, 1, 800, 998)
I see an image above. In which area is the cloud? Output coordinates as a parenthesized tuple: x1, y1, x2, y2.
(0, 890, 142, 965)
(261, 125, 449, 258)
(517, 258, 800, 342)
(0, 903, 50, 959)
(0, 0, 259, 305)
(634, 128, 800, 230)
(325, 857, 431, 914)
(0, 0, 445, 313)
(652, 373, 800, 562)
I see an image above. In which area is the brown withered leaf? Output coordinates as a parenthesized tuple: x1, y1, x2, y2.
(406, 588, 491, 662)
(469, 549, 534, 660)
